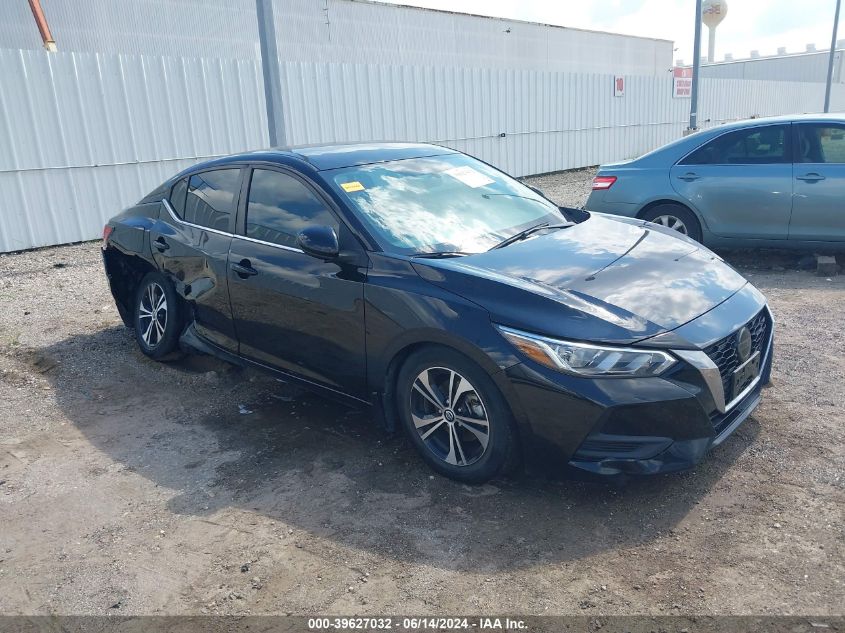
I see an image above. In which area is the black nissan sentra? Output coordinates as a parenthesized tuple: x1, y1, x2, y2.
(103, 143, 773, 483)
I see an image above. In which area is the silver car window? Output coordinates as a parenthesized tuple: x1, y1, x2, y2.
(680, 125, 791, 166)
(796, 124, 845, 164)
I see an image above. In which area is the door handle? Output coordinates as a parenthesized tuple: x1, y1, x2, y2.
(153, 237, 170, 252)
(796, 173, 825, 182)
(231, 259, 258, 278)
(677, 172, 700, 182)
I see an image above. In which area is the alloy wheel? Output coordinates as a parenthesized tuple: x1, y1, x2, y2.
(138, 282, 168, 348)
(409, 366, 490, 467)
(652, 214, 689, 235)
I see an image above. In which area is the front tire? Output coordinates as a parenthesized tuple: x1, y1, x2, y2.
(396, 347, 518, 483)
(641, 203, 702, 242)
(133, 272, 182, 360)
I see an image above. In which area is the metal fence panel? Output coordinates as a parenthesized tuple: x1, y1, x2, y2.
(2, 49, 845, 252)
(279, 61, 845, 177)
(0, 49, 268, 252)
(701, 51, 844, 84)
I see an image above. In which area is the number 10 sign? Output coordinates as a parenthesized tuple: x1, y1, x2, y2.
(614, 76, 625, 97)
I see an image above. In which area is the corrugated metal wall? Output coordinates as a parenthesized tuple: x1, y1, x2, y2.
(698, 77, 841, 124)
(0, 49, 267, 252)
(279, 61, 845, 176)
(2, 48, 845, 252)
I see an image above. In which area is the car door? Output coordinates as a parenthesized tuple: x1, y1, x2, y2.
(670, 124, 794, 240)
(790, 122, 845, 242)
(150, 168, 242, 352)
(227, 166, 368, 399)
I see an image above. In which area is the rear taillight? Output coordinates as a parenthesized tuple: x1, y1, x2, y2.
(592, 176, 617, 190)
(102, 225, 114, 246)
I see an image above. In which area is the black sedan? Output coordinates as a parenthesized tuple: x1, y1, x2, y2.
(102, 143, 773, 483)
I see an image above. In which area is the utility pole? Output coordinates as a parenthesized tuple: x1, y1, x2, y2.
(256, 0, 287, 147)
(689, 0, 703, 132)
(824, 0, 842, 113)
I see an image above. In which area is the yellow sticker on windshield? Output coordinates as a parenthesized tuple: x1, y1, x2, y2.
(341, 181, 365, 192)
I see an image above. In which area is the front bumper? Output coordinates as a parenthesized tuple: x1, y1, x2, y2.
(566, 383, 764, 476)
(504, 290, 773, 477)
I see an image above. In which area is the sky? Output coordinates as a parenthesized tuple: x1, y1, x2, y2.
(372, 0, 844, 64)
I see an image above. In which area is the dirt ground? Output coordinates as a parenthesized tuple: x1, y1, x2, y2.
(0, 172, 843, 617)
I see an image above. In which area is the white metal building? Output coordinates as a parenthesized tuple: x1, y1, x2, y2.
(276, 0, 672, 75)
(698, 46, 845, 84)
(0, 0, 261, 59)
(1, 0, 673, 75)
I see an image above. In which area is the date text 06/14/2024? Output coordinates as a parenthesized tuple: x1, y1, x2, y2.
(307, 618, 528, 630)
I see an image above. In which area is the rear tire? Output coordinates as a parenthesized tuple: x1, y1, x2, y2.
(641, 203, 702, 243)
(133, 272, 183, 360)
(396, 347, 518, 484)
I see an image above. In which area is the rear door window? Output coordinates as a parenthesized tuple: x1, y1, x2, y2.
(681, 125, 791, 165)
(245, 169, 338, 248)
(184, 169, 241, 231)
(796, 124, 845, 163)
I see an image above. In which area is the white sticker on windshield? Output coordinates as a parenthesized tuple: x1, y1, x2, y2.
(444, 165, 495, 188)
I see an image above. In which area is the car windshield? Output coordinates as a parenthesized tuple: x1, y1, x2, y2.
(324, 153, 565, 255)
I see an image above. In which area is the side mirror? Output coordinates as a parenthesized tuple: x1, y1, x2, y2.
(297, 225, 340, 260)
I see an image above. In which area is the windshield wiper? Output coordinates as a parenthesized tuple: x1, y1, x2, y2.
(482, 193, 551, 206)
(412, 251, 475, 259)
(488, 223, 571, 251)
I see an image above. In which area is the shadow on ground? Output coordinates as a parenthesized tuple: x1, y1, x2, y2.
(39, 325, 759, 572)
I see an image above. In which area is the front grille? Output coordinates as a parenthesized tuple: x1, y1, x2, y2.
(578, 439, 645, 454)
(704, 309, 771, 405)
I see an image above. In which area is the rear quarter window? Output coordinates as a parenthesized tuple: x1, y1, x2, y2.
(169, 178, 189, 218)
(138, 183, 168, 205)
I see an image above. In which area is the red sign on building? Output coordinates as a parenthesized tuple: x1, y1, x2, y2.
(673, 67, 693, 98)
(614, 75, 625, 97)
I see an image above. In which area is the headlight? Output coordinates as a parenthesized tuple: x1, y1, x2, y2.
(497, 325, 676, 377)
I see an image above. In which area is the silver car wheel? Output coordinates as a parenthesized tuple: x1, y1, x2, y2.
(410, 366, 490, 467)
(652, 214, 689, 235)
(138, 282, 167, 348)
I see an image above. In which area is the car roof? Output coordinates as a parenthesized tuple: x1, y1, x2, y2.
(188, 142, 458, 174)
(621, 112, 845, 166)
(291, 142, 458, 170)
(712, 112, 845, 131)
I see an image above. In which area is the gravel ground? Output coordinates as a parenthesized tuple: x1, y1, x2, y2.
(0, 170, 843, 619)
(524, 167, 598, 208)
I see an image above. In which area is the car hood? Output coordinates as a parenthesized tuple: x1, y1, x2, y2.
(412, 214, 748, 344)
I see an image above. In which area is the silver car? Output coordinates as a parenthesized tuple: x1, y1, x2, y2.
(585, 114, 845, 249)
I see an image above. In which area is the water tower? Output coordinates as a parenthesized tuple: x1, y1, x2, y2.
(702, 0, 728, 63)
